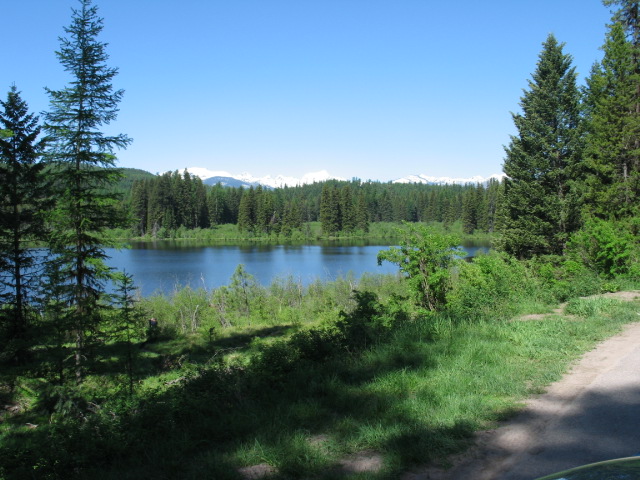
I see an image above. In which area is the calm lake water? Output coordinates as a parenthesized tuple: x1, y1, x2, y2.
(104, 240, 490, 297)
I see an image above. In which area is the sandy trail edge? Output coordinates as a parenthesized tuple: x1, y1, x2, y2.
(403, 291, 640, 480)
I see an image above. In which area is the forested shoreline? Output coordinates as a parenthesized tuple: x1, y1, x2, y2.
(124, 169, 502, 238)
(2, 0, 640, 479)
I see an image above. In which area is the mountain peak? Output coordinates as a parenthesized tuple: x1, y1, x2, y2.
(392, 173, 505, 185)
(185, 167, 346, 188)
(182, 167, 504, 188)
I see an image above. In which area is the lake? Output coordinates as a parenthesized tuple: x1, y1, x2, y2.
(104, 240, 490, 297)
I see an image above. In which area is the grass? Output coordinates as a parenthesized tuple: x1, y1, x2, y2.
(2, 287, 638, 479)
(105, 221, 408, 243)
(106, 220, 488, 244)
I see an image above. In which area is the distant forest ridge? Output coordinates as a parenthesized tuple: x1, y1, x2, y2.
(119, 168, 502, 236)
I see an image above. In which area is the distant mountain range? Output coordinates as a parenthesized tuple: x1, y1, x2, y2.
(183, 167, 504, 189)
(392, 173, 505, 185)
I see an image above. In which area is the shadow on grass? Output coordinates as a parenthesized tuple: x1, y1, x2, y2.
(0, 333, 473, 480)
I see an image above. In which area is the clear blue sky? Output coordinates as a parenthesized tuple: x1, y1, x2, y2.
(3, 1, 612, 181)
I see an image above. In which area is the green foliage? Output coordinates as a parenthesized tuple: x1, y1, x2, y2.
(499, 34, 584, 258)
(583, 1, 640, 219)
(4, 285, 638, 480)
(526, 255, 603, 302)
(567, 218, 636, 278)
(583, 21, 640, 218)
(564, 296, 623, 317)
(125, 174, 502, 240)
(0, 86, 50, 363)
(377, 224, 463, 311)
(250, 290, 400, 384)
(447, 252, 535, 319)
(109, 272, 145, 395)
(43, 0, 131, 382)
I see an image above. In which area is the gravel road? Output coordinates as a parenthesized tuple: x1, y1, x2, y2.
(405, 293, 640, 480)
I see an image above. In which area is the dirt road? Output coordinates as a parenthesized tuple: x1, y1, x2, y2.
(406, 292, 640, 480)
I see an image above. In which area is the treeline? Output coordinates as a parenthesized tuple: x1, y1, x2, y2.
(126, 170, 504, 237)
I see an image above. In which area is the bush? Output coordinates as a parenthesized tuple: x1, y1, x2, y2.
(528, 255, 602, 302)
(377, 224, 463, 311)
(446, 252, 535, 319)
(567, 218, 636, 278)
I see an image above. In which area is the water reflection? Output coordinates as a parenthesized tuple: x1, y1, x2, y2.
(102, 240, 490, 297)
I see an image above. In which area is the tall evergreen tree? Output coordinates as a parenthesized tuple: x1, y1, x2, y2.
(44, 0, 132, 382)
(0, 86, 49, 362)
(583, 3, 640, 218)
(355, 191, 369, 232)
(461, 188, 477, 234)
(130, 179, 148, 235)
(340, 185, 356, 232)
(319, 184, 341, 234)
(499, 34, 583, 258)
(207, 183, 229, 225)
(237, 187, 256, 233)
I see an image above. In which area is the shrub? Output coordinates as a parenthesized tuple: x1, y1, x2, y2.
(377, 224, 463, 311)
(528, 255, 602, 302)
(567, 218, 635, 278)
(446, 252, 535, 319)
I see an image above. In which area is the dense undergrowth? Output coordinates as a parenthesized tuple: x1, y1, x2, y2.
(1, 245, 639, 479)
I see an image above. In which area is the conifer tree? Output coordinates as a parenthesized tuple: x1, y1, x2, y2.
(130, 179, 148, 235)
(461, 188, 477, 234)
(44, 0, 131, 382)
(340, 185, 356, 232)
(237, 187, 256, 233)
(320, 184, 341, 234)
(475, 184, 489, 232)
(583, 3, 640, 218)
(355, 192, 369, 232)
(193, 176, 209, 228)
(207, 183, 229, 225)
(0, 86, 49, 362)
(499, 34, 583, 258)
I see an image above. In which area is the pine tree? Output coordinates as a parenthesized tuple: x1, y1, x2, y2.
(0, 86, 49, 363)
(355, 192, 369, 232)
(475, 184, 489, 232)
(499, 34, 583, 258)
(237, 187, 256, 233)
(193, 176, 209, 228)
(110, 271, 143, 396)
(378, 190, 393, 222)
(584, 5, 640, 218)
(44, 0, 132, 382)
(319, 184, 341, 234)
(340, 185, 356, 232)
(178, 170, 196, 228)
(461, 188, 477, 234)
(207, 183, 229, 226)
(130, 179, 148, 235)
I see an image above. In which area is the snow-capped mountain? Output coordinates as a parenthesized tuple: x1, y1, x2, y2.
(392, 173, 505, 185)
(186, 168, 345, 188)
(182, 167, 504, 188)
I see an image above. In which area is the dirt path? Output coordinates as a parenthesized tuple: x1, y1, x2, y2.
(404, 291, 640, 480)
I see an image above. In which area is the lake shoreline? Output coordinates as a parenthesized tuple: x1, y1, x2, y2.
(105, 240, 491, 297)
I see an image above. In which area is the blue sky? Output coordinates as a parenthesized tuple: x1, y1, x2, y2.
(3, 1, 612, 181)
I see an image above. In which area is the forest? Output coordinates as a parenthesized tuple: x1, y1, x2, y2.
(124, 170, 501, 237)
(1, 0, 640, 479)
